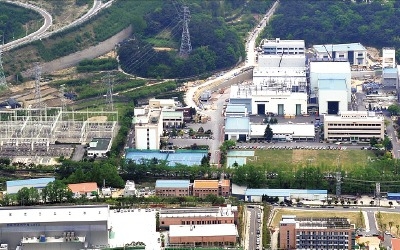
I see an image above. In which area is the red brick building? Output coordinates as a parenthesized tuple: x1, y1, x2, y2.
(193, 180, 230, 198)
(155, 180, 190, 197)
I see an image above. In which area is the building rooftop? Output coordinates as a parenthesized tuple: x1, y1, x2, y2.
(324, 111, 384, 122)
(0, 205, 109, 224)
(318, 79, 347, 91)
(226, 104, 247, 114)
(250, 124, 315, 138)
(383, 67, 398, 74)
(220, 179, 230, 187)
(193, 180, 219, 189)
(245, 189, 327, 197)
(160, 206, 237, 219)
(155, 180, 190, 189)
(392, 238, 400, 250)
(169, 224, 237, 238)
(230, 85, 308, 99)
(313, 43, 366, 53)
(68, 182, 98, 193)
(88, 138, 111, 151)
(253, 66, 307, 77)
(6, 177, 55, 188)
(225, 117, 250, 132)
(262, 38, 305, 47)
(162, 111, 183, 119)
(310, 61, 351, 74)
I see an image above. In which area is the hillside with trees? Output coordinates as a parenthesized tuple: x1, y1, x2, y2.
(262, 0, 400, 61)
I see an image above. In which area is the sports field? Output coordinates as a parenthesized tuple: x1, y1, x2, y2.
(253, 149, 375, 171)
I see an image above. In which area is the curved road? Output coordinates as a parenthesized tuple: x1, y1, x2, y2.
(184, 0, 280, 111)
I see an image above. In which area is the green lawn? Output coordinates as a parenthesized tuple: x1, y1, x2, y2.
(253, 149, 374, 171)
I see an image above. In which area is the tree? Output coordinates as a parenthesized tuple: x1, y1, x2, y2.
(264, 124, 273, 142)
(382, 136, 393, 151)
(388, 104, 400, 115)
(370, 137, 378, 147)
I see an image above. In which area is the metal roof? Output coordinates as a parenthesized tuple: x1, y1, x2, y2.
(155, 180, 190, 188)
(6, 177, 55, 187)
(225, 117, 250, 132)
(318, 79, 347, 91)
(245, 189, 327, 197)
(162, 111, 183, 118)
(88, 138, 111, 151)
(226, 104, 246, 114)
(310, 61, 351, 74)
(313, 43, 366, 53)
(387, 193, 400, 197)
(383, 68, 398, 74)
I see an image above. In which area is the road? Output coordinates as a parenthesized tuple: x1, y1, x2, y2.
(1, 0, 114, 51)
(246, 205, 262, 250)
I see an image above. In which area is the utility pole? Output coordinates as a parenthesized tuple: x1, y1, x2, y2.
(179, 6, 192, 57)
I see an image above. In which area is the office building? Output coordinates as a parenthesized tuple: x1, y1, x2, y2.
(193, 180, 230, 198)
(155, 180, 191, 197)
(159, 205, 237, 230)
(279, 215, 355, 250)
(313, 43, 367, 67)
(168, 224, 238, 246)
(261, 38, 305, 55)
(250, 124, 315, 142)
(133, 108, 163, 150)
(324, 111, 385, 142)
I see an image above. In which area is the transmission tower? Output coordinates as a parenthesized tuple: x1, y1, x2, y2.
(0, 45, 6, 87)
(179, 6, 192, 57)
(104, 73, 114, 111)
(33, 63, 43, 108)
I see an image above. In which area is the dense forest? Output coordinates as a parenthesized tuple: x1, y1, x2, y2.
(263, 0, 400, 61)
(0, 2, 42, 44)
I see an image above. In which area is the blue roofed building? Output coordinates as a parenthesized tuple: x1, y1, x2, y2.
(387, 193, 400, 201)
(6, 177, 55, 194)
(225, 104, 247, 118)
(244, 188, 327, 202)
(224, 117, 250, 141)
(313, 43, 367, 67)
(155, 180, 191, 197)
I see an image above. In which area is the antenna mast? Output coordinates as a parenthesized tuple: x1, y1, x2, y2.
(179, 6, 192, 57)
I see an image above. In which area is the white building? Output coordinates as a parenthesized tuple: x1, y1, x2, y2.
(162, 110, 184, 128)
(224, 117, 250, 141)
(0, 205, 109, 249)
(313, 43, 367, 67)
(225, 104, 247, 117)
(324, 111, 384, 142)
(309, 61, 351, 103)
(230, 85, 307, 116)
(253, 67, 307, 87)
(149, 98, 176, 109)
(87, 138, 112, 158)
(318, 79, 348, 115)
(382, 47, 396, 68)
(261, 38, 305, 55)
(134, 109, 163, 150)
(123, 180, 137, 197)
(257, 54, 306, 68)
(250, 124, 315, 141)
(382, 68, 399, 87)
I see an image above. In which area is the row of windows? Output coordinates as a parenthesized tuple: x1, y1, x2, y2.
(297, 231, 348, 236)
(327, 132, 381, 136)
(158, 189, 188, 192)
(327, 123, 381, 126)
(181, 220, 229, 225)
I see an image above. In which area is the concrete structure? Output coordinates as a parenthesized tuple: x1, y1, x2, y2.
(382, 67, 399, 87)
(225, 104, 247, 117)
(279, 215, 355, 250)
(257, 55, 306, 68)
(261, 38, 305, 55)
(159, 205, 237, 230)
(168, 224, 238, 246)
(155, 180, 191, 197)
(193, 180, 230, 198)
(252, 67, 307, 88)
(230, 85, 307, 116)
(382, 47, 396, 68)
(87, 138, 112, 158)
(224, 117, 250, 141)
(309, 61, 352, 103)
(6, 177, 55, 194)
(133, 109, 163, 150)
(123, 180, 137, 197)
(318, 79, 348, 115)
(0, 205, 109, 250)
(149, 98, 176, 109)
(68, 182, 98, 199)
(324, 111, 385, 142)
(250, 124, 315, 141)
(162, 110, 184, 128)
(313, 43, 367, 66)
(245, 189, 327, 202)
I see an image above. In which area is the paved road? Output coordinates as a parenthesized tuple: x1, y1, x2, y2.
(246, 205, 262, 250)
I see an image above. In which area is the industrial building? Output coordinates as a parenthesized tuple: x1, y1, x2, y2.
(87, 138, 112, 158)
(193, 180, 231, 198)
(323, 111, 385, 142)
(229, 85, 307, 116)
(224, 117, 250, 141)
(382, 47, 396, 68)
(123, 180, 137, 197)
(382, 67, 399, 87)
(168, 224, 238, 246)
(250, 124, 315, 141)
(6, 177, 55, 194)
(155, 180, 191, 197)
(67, 182, 99, 199)
(0, 205, 109, 250)
(309, 61, 352, 106)
(279, 215, 355, 250)
(159, 205, 237, 230)
(244, 189, 327, 202)
(261, 38, 305, 55)
(225, 104, 247, 117)
(313, 43, 367, 67)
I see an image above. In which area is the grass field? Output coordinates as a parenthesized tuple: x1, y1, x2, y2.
(271, 209, 365, 229)
(254, 149, 375, 171)
(377, 212, 400, 236)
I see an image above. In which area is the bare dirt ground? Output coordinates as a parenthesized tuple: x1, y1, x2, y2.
(87, 116, 108, 122)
